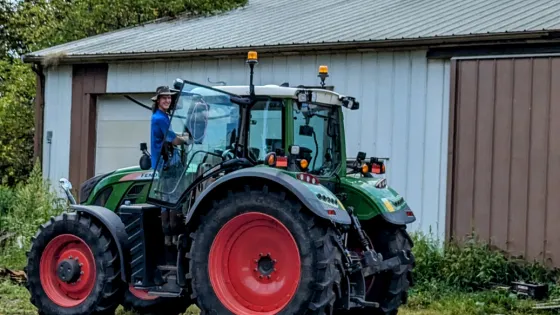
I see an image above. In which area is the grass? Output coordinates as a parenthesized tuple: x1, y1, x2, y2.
(1, 277, 558, 315)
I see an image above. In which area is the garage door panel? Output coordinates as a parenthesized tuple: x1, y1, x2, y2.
(97, 120, 150, 148)
(97, 94, 153, 121)
(96, 94, 154, 175)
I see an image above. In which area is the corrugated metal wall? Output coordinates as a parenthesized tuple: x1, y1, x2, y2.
(42, 65, 73, 191)
(449, 56, 560, 266)
(105, 51, 451, 237)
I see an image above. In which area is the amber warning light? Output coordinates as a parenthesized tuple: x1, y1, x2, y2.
(247, 51, 258, 61)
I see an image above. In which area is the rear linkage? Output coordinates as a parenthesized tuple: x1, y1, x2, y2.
(333, 206, 415, 310)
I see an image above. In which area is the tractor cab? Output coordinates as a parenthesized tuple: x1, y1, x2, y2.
(145, 51, 361, 211)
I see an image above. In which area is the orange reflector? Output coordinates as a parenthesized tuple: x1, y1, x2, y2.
(300, 159, 308, 169)
(276, 156, 288, 167)
(267, 154, 275, 165)
(361, 164, 369, 173)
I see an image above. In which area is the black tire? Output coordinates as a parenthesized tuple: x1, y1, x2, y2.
(366, 225, 414, 315)
(24, 212, 124, 315)
(187, 185, 342, 315)
(122, 288, 191, 315)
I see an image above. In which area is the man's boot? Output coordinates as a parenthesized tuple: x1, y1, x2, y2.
(169, 210, 183, 245)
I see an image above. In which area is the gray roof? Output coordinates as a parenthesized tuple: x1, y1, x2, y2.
(25, 0, 560, 60)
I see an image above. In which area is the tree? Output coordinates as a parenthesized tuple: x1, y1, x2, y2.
(0, 0, 247, 186)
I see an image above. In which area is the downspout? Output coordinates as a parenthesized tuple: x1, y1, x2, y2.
(30, 62, 47, 172)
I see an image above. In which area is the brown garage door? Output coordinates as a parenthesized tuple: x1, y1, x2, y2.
(447, 55, 560, 267)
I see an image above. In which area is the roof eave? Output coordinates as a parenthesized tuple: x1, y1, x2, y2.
(22, 31, 554, 65)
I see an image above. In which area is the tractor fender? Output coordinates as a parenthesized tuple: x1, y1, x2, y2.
(380, 205, 416, 226)
(185, 167, 352, 225)
(70, 204, 130, 282)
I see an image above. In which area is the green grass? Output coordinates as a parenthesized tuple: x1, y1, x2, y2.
(1, 278, 558, 315)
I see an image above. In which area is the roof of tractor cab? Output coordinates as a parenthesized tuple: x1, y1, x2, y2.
(213, 85, 354, 107)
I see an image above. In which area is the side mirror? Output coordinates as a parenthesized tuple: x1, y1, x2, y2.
(59, 178, 77, 205)
(139, 142, 151, 170)
(139, 155, 151, 170)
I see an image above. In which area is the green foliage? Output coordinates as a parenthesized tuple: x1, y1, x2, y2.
(406, 231, 560, 314)
(0, 186, 15, 218)
(405, 282, 551, 315)
(410, 231, 560, 292)
(0, 0, 247, 186)
(0, 59, 36, 186)
(0, 161, 65, 269)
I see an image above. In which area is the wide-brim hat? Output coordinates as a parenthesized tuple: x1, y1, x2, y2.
(151, 85, 176, 101)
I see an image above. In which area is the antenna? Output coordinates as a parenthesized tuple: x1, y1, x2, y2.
(246, 51, 258, 98)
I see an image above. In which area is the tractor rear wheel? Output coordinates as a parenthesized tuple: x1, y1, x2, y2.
(187, 185, 342, 314)
(365, 225, 414, 315)
(122, 285, 190, 315)
(25, 212, 124, 315)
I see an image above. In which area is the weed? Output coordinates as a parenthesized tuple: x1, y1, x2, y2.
(0, 161, 65, 269)
(410, 230, 560, 293)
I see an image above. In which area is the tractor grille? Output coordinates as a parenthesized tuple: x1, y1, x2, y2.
(120, 183, 147, 206)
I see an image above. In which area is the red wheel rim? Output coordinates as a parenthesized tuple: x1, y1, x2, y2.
(129, 285, 159, 300)
(39, 234, 96, 307)
(208, 212, 301, 314)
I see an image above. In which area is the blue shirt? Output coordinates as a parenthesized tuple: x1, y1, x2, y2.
(151, 109, 177, 169)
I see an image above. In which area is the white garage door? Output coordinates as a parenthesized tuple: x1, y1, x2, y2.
(95, 94, 153, 175)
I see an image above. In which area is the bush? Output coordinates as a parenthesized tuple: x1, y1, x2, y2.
(0, 160, 65, 269)
(0, 186, 15, 215)
(410, 231, 560, 292)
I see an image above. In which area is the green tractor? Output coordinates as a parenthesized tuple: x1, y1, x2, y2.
(25, 51, 416, 315)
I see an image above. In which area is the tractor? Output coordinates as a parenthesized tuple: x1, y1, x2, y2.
(25, 51, 416, 315)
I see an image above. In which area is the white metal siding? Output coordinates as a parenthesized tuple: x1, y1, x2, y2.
(106, 51, 450, 238)
(42, 65, 73, 191)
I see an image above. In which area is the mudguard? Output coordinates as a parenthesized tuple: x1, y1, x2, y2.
(185, 167, 352, 225)
(380, 204, 416, 225)
(70, 205, 131, 282)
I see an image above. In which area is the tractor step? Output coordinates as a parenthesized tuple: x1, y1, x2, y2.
(146, 291, 182, 298)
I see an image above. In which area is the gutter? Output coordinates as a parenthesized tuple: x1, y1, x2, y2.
(21, 31, 557, 65)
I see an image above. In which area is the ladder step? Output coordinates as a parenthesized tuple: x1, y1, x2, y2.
(147, 291, 181, 298)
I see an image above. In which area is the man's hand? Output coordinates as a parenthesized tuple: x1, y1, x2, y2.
(172, 133, 190, 145)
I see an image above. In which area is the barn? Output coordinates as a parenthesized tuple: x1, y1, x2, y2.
(23, 0, 560, 265)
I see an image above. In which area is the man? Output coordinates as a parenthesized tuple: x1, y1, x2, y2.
(150, 85, 189, 247)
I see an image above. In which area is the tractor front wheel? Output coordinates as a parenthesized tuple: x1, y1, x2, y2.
(25, 212, 124, 315)
(187, 185, 342, 314)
